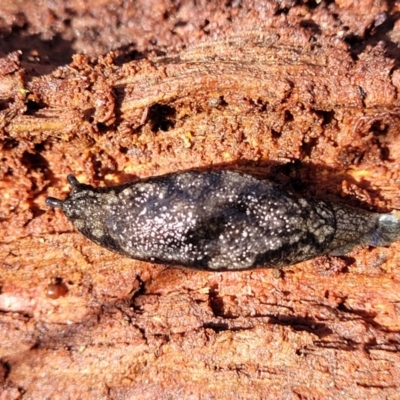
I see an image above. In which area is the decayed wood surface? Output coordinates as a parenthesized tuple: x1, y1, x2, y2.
(1, 1, 400, 398)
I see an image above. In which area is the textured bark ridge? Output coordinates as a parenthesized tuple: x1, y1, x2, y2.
(1, 1, 400, 398)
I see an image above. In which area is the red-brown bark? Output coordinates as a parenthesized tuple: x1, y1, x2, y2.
(1, 1, 400, 398)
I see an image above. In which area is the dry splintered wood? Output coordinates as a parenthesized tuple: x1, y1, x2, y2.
(1, 17, 400, 400)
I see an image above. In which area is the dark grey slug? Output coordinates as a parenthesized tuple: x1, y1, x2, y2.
(46, 170, 400, 271)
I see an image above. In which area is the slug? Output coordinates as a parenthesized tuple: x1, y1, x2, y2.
(46, 170, 400, 271)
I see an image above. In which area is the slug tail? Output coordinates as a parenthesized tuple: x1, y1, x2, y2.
(368, 210, 400, 247)
(329, 209, 400, 256)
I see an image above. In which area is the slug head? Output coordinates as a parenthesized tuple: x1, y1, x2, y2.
(46, 174, 82, 209)
(46, 175, 121, 252)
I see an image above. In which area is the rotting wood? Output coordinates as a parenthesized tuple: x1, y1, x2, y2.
(1, 21, 400, 399)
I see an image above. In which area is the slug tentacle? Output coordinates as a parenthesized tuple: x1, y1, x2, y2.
(67, 174, 81, 189)
(45, 197, 64, 209)
(45, 170, 400, 271)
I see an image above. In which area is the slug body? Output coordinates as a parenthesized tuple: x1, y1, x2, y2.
(46, 171, 400, 271)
